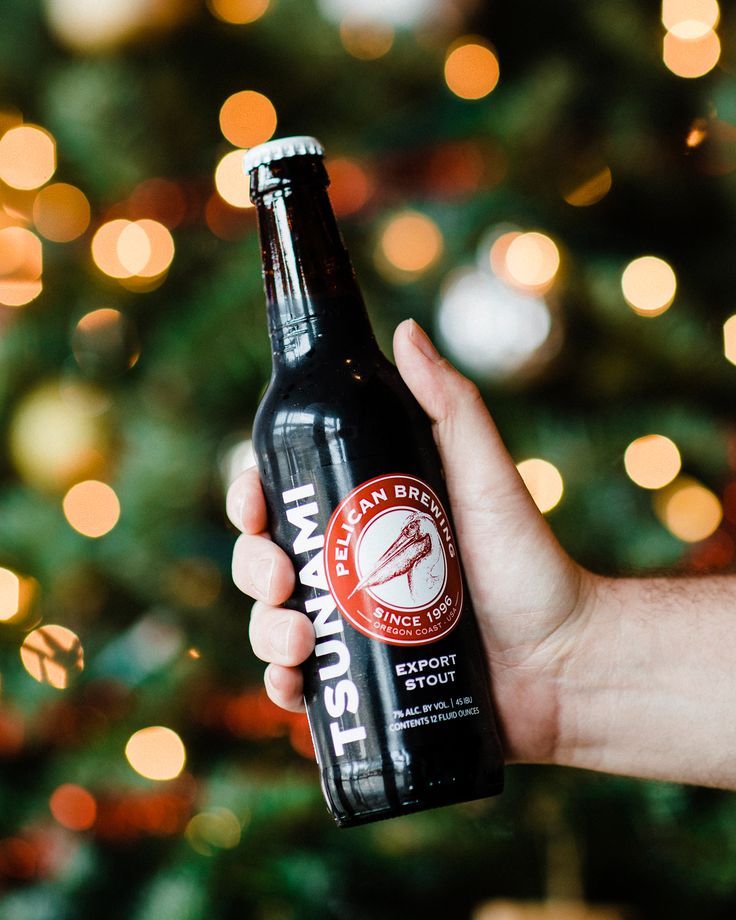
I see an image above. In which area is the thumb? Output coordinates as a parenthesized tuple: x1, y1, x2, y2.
(393, 318, 533, 520)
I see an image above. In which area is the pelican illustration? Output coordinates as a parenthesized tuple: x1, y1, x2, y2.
(348, 511, 443, 601)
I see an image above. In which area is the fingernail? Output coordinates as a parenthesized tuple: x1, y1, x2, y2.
(270, 617, 293, 658)
(249, 556, 275, 598)
(408, 318, 442, 364)
(226, 487, 245, 528)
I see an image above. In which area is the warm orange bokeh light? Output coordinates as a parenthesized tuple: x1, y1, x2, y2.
(327, 157, 373, 216)
(444, 39, 500, 100)
(379, 211, 443, 274)
(214, 150, 253, 208)
(63, 480, 120, 538)
(0, 125, 56, 190)
(504, 232, 560, 291)
(723, 315, 736, 365)
(339, 19, 394, 59)
(50, 784, 97, 831)
(0, 226, 43, 307)
(654, 477, 723, 542)
(0, 567, 38, 623)
(219, 90, 277, 148)
(516, 458, 564, 513)
(125, 726, 186, 781)
(662, 0, 720, 36)
(624, 434, 682, 489)
(563, 166, 613, 206)
(208, 0, 269, 23)
(91, 219, 133, 278)
(20, 625, 84, 689)
(621, 255, 677, 316)
(32, 183, 91, 242)
(117, 221, 151, 275)
(134, 220, 175, 277)
(663, 29, 720, 78)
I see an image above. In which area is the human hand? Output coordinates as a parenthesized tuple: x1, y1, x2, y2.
(227, 319, 596, 766)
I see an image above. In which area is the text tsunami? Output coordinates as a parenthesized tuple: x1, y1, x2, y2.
(282, 483, 367, 757)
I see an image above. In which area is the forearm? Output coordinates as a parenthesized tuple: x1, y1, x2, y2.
(556, 574, 736, 789)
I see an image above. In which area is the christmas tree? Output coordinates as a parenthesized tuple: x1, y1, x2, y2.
(2, 0, 736, 917)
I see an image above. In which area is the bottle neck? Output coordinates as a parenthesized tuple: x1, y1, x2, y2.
(253, 168, 377, 369)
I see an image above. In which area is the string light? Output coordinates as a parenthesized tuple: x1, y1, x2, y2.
(663, 29, 720, 78)
(207, 0, 270, 24)
(62, 480, 120, 538)
(32, 183, 90, 242)
(654, 476, 722, 542)
(563, 166, 612, 206)
(215, 150, 253, 208)
(20, 625, 84, 689)
(0, 125, 56, 190)
(125, 726, 186, 781)
(91, 219, 174, 281)
(49, 784, 97, 831)
(444, 38, 500, 100)
(339, 19, 394, 59)
(624, 434, 682, 489)
(621, 255, 677, 316)
(219, 90, 277, 148)
(516, 458, 564, 513)
(377, 211, 443, 277)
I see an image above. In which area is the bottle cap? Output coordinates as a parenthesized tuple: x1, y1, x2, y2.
(243, 136, 325, 174)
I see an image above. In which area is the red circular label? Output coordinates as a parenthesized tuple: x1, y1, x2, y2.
(324, 474, 463, 646)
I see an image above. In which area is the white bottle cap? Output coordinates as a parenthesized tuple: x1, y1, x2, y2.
(243, 136, 325, 174)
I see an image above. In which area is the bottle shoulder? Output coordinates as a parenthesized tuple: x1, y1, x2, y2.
(253, 352, 433, 464)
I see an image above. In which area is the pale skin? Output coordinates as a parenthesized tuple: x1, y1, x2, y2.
(227, 319, 736, 791)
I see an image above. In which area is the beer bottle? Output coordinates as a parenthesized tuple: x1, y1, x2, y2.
(246, 136, 504, 826)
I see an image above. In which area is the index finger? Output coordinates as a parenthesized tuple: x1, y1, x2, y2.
(226, 466, 268, 534)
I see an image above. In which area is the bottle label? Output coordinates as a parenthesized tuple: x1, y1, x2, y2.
(325, 474, 463, 646)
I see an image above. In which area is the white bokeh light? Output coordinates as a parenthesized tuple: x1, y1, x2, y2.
(318, 0, 435, 26)
(437, 268, 552, 378)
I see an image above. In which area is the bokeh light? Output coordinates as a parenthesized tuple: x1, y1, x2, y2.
(516, 458, 564, 513)
(215, 150, 253, 208)
(662, 0, 720, 36)
(438, 268, 552, 378)
(50, 784, 97, 831)
(0, 567, 39, 624)
(0, 226, 43, 306)
(654, 476, 722, 542)
(20, 625, 84, 689)
(185, 808, 242, 855)
(134, 220, 175, 277)
(32, 183, 91, 242)
(207, 0, 270, 24)
(663, 29, 720, 78)
(125, 727, 186, 781)
(92, 219, 174, 280)
(0, 125, 56, 190)
(327, 157, 373, 215)
(73, 308, 140, 374)
(563, 166, 612, 206)
(378, 211, 443, 276)
(63, 480, 120, 538)
(117, 221, 151, 275)
(219, 90, 277, 147)
(9, 380, 107, 492)
(339, 19, 394, 59)
(723, 314, 736, 365)
(504, 232, 560, 292)
(444, 38, 500, 100)
(624, 434, 682, 489)
(621, 255, 677, 316)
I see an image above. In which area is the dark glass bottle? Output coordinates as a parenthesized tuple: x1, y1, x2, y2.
(247, 136, 504, 827)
